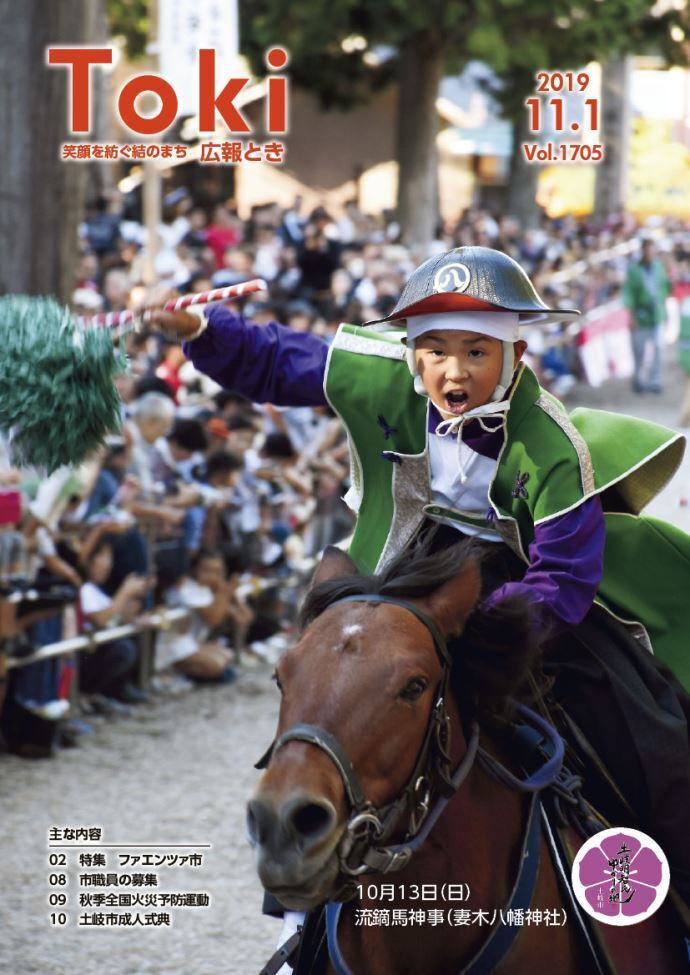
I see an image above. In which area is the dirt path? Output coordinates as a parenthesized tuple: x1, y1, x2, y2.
(1, 670, 282, 975)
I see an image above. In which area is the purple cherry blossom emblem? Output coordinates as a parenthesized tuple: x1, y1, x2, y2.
(571, 827, 669, 926)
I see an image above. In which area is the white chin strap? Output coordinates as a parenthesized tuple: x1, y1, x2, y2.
(433, 396, 511, 484)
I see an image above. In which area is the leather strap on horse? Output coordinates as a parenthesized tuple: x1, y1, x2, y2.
(476, 703, 564, 793)
(539, 798, 614, 975)
(335, 594, 451, 667)
(356, 719, 480, 875)
(258, 930, 302, 975)
(263, 724, 370, 812)
(325, 792, 544, 975)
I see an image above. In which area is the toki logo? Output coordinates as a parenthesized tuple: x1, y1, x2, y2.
(46, 46, 289, 137)
(433, 263, 471, 295)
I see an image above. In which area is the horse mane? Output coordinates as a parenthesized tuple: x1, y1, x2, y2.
(300, 531, 543, 718)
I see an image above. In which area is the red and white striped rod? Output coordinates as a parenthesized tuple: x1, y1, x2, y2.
(77, 278, 268, 330)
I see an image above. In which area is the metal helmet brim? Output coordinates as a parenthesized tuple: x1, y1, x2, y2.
(364, 246, 580, 327)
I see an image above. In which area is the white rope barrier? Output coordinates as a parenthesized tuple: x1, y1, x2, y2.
(4, 607, 191, 670)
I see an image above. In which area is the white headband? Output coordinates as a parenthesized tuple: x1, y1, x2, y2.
(406, 311, 520, 343)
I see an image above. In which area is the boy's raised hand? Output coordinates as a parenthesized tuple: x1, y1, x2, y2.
(134, 286, 204, 340)
(146, 307, 204, 340)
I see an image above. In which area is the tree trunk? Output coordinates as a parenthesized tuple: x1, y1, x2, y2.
(395, 33, 444, 255)
(507, 111, 541, 230)
(0, 0, 102, 303)
(594, 57, 630, 219)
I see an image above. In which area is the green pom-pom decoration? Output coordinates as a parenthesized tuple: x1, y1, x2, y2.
(0, 296, 126, 473)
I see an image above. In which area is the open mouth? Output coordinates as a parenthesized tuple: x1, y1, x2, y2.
(444, 390, 469, 415)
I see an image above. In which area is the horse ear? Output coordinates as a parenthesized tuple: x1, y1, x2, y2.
(312, 545, 360, 586)
(420, 561, 482, 637)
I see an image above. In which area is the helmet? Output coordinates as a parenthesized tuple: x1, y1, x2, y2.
(367, 246, 579, 325)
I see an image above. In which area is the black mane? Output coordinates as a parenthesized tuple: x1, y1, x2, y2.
(301, 531, 543, 717)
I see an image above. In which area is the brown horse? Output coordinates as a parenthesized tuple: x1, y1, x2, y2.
(247, 540, 687, 975)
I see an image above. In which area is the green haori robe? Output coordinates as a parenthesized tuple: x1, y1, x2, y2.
(323, 323, 690, 689)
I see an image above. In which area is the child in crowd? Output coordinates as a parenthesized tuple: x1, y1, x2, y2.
(79, 539, 151, 705)
(155, 549, 253, 682)
(150, 245, 690, 902)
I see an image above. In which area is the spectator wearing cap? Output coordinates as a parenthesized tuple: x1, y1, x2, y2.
(159, 188, 192, 252)
(72, 287, 104, 315)
(183, 208, 210, 253)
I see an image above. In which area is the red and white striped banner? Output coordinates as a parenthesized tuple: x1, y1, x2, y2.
(576, 300, 633, 387)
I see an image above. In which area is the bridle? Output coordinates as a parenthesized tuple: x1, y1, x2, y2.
(255, 593, 562, 897)
(255, 594, 470, 889)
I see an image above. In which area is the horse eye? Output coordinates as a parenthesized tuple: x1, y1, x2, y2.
(271, 671, 283, 693)
(399, 678, 428, 702)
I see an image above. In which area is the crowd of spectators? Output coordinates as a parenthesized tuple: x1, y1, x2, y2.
(3, 182, 690, 758)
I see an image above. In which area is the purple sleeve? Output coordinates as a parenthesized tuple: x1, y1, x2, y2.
(484, 495, 605, 631)
(182, 304, 329, 407)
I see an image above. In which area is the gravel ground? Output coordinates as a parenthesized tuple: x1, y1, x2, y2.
(2, 362, 689, 975)
(0, 668, 283, 975)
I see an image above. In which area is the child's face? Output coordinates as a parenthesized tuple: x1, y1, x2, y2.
(414, 330, 506, 417)
(89, 545, 113, 586)
(194, 555, 226, 590)
(230, 429, 255, 453)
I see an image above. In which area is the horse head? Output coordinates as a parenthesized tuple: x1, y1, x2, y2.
(247, 537, 536, 912)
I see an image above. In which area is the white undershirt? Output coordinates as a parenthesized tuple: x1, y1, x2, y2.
(428, 433, 502, 542)
(80, 581, 112, 615)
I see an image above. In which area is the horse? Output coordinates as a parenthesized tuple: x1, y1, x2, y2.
(247, 537, 688, 975)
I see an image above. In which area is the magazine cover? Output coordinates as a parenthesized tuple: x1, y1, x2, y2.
(1, 1, 690, 973)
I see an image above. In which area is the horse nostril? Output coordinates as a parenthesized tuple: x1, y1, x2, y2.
(285, 799, 336, 845)
(246, 798, 273, 846)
